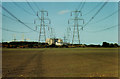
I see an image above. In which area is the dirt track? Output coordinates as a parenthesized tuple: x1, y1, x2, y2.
(2, 48, 118, 77)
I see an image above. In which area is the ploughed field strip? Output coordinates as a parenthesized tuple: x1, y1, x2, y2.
(2, 48, 118, 77)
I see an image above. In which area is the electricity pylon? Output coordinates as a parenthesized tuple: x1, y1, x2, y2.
(68, 10, 84, 44)
(13, 34, 16, 42)
(34, 9, 51, 42)
(22, 34, 27, 42)
(63, 34, 67, 43)
(66, 27, 71, 44)
(49, 28, 54, 38)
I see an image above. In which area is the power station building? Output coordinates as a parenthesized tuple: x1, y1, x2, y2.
(46, 38, 63, 46)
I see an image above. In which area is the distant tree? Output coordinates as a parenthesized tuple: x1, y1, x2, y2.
(109, 43, 114, 47)
(113, 43, 119, 47)
(108, 43, 119, 47)
(102, 42, 110, 47)
(28, 44, 33, 48)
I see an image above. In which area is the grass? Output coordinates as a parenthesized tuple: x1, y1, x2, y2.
(2, 48, 119, 77)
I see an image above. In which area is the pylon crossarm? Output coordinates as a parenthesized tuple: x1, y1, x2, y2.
(44, 18, 51, 24)
(38, 10, 48, 16)
(34, 18, 40, 24)
(78, 19, 84, 24)
(71, 10, 82, 16)
(68, 18, 74, 24)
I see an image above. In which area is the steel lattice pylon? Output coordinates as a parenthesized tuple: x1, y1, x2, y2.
(34, 9, 51, 42)
(68, 10, 84, 44)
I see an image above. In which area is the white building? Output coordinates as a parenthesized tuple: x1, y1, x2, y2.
(46, 38, 63, 46)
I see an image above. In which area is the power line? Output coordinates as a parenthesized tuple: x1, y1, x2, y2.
(1, 12, 34, 24)
(76, 0, 85, 14)
(26, 0, 41, 20)
(77, 0, 84, 10)
(12, 2, 35, 16)
(1, 5, 38, 32)
(89, 10, 118, 25)
(33, 2, 40, 11)
(79, 0, 86, 12)
(26, 0, 36, 15)
(1, 27, 32, 33)
(85, 25, 117, 33)
(32, 0, 40, 11)
(83, 0, 109, 28)
(83, 3, 102, 16)
(0, 12, 16, 21)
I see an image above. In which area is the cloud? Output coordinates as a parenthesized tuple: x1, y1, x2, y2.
(58, 10, 70, 15)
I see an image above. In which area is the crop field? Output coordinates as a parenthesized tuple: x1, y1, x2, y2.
(2, 48, 119, 77)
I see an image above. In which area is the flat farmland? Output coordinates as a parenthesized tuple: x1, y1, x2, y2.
(2, 48, 119, 77)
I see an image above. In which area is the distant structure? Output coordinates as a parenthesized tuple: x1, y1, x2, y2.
(46, 38, 63, 46)
(12, 34, 16, 42)
(12, 34, 29, 42)
(63, 34, 67, 43)
(68, 10, 84, 44)
(34, 9, 51, 43)
(66, 27, 71, 44)
(22, 34, 27, 42)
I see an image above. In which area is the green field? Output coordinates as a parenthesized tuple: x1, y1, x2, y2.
(2, 48, 119, 77)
